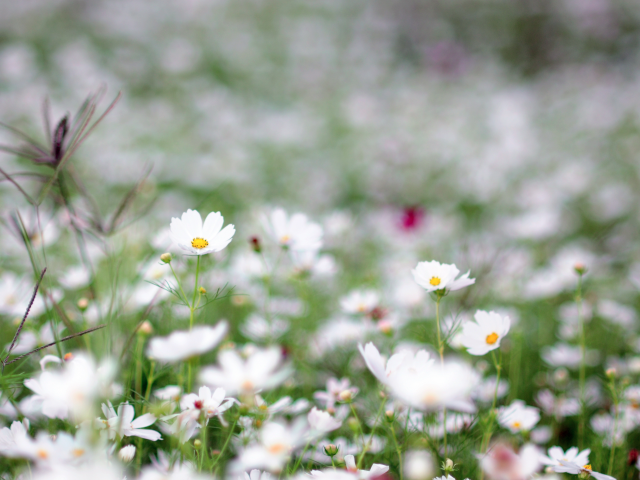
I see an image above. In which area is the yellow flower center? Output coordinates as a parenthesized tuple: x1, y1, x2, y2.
(280, 234, 291, 244)
(72, 448, 85, 457)
(37, 448, 49, 459)
(429, 277, 441, 286)
(583, 465, 592, 471)
(241, 380, 254, 391)
(268, 442, 288, 454)
(486, 332, 499, 345)
(191, 237, 209, 249)
(258, 404, 268, 411)
(512, 421, 521, 429)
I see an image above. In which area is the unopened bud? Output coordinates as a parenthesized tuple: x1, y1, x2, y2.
(118, 445, 136, 462)
(378, 319, 393, 335)
(160, 253, 172, 264)
(77, 298, 89, 311)
(139, 321, 153, 335)
(199, 286, 207, 294)
(574, 263, 587, 275)
(324, 443, 339, 457)
(194, 439, 202, 447)
(628, 449, 639, 466)
(606, 368, 617, 379)
(249, 236, 261, 253)
(443, 458, 455, 474)
(339, 390, 353, 402)
(385, 410, 395, 423)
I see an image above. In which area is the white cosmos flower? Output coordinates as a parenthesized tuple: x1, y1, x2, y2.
(460, 310, 510, 356)
(147, 322, 228, 363)
(358, 342, 435, 386)
(262, 208, 323, 251)
(498, 400, 540, 433)
(541, 446, 590, 471)
(344, 454, 390, 479)
(180, 386, 237, 424)
(98, 402, 161, 441)
(235, 419, 307, 472)
(556, 461, 615, 480)
(340, 290, 379, 315)
(170, 209, 235, 255)
(479, 443, 541, 480)
(412, 261, 475, 293)
(307, 407, 342, 435)
(199, 346, 291, 396)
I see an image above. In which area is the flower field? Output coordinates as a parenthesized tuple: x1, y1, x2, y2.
(2, 1, 640, 479)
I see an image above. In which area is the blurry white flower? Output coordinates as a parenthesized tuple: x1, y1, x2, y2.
(498, 400, 540, 433)
(541, 343, 599, 370)
(314, 377, 359, 411)
(140, 460, 209, 480)
(98, 402, 161, 441)
(541, 446, 590, 471)
(199, 346, 290, 396)
(530, 426, 552, 444)
(460, 310, 510, 356)
(24, 354, 116, 421)
(344, 454, 389, 479)
(412, 261, 475, 293)
(262, 208, 323, 251)
(556, 461, 615, 480)
(535, 390, 580, 419)
(307, 407, 342, 434)
(245, 470, 274, 480)
(358, 342, 435, 386)
(118, 445, 136, 462)
(479, 443, 541, 480)
(471, 376, 509, 403)
(598, 299, 637, 329)
(235, 419, 307, 472)
(290, 250, 336, 277)
(0, 419, 29, 456)
(59, 265, 91, 290)
(240, 314, 289, 342)
(340, 290, 379, 315)
(404, 450, 434, 480)
(170, 209, 235, 255)
(30, 460, 124, 480)
(147, 322, 228, 363)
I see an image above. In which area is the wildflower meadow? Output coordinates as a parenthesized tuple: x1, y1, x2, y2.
(2, 2, 640, 480)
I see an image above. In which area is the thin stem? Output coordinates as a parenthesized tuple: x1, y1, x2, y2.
(290, 441, 312, 473)
(434, 293, 447, 460)
(211, 417, 238, 470)
(199, 417, 208, 470)
(169, 264, 189, 307)
(142, 361, 155, 414)
(349, 403, 366, 469)
(390, 422, 404, 480)
(358, 397, 387, 467)
(577, 272, 586, 449)
(190, 256, 201, 330)
(481, 350, 502, 453)
(608, 377, 619, 476)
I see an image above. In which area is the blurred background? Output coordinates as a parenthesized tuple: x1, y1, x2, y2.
(2, 0, 640, 469)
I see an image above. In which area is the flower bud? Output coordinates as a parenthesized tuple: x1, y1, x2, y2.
(324, 444, 339, 457)
(339, 390, 353, 402)
(249, 236, 261, 253)
(199, 286, 207, 294)
(606, 368, 617, 379)
(347, 417, 360, 432)
(194, 439, 202, 448)
(574, 262, 587, 275)
(385, 410, 395, 423)
(139, 321, 153, 335)
(160, 253, 172, 264)
(443, 458, 455, 474)
(77, 298, 89, 311)
(63, 352, 74, 361)
(118, 445, 136, 462)
(628, 449, 639, 466)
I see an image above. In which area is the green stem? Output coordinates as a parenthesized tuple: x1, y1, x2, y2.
(190, 256, 201, 330)
(358, 398, 387, 467)
(142, 361, 155, 414)
(434, 293, 447, 459)
(169, 263, 189, 307)
(290, 441, 312, 473)
(390, 422, 404, 480)
(211, 417, 238, 471)
(608, 378, 619, 476)
(199, 417, 208, 470)
(350, 404, 367, 469)
(577, 273, 586, 449)
(481, 350, 502, 453)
